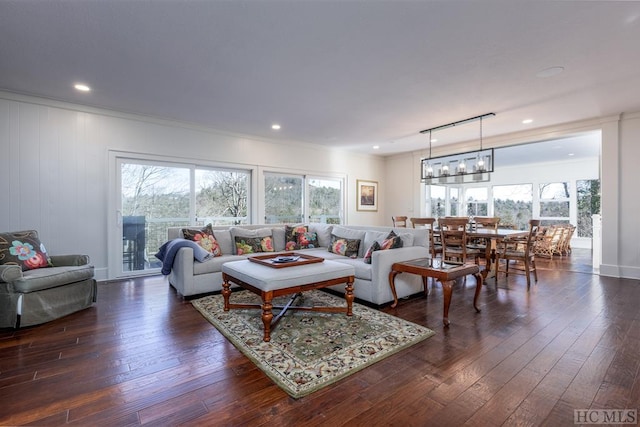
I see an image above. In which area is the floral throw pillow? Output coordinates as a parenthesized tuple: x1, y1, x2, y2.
(235, 236, 274, 255)
(328, 235, 361, 258)
(380, 230, 404, 250)
(285, 225, 308, 251)
(297, 231, 318, 249)
(363, 241, 382, 264)
(0, 230, 52, 271)
(363, 231, 403, 264)
(182, 224, 222, 257)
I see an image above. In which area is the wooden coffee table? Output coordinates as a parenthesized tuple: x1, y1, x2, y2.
(389, 258, 482, 326)
(221, 254, 355, 342)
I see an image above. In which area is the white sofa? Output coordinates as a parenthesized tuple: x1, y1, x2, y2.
(164, 223, 430, 306)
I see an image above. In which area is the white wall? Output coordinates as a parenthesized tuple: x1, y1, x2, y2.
(0, 93, 386, 280)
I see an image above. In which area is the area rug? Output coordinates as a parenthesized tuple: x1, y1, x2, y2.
(192, 290, 435, 398)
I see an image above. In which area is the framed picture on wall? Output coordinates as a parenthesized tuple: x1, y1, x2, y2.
(356, 179, 378, 212)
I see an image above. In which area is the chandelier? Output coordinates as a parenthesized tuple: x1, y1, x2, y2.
(420, 113, 495, 184)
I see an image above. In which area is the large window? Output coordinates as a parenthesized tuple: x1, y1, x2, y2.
(576, 179, 600, 237)
(264, 172, 343, 224)
(539, 182, 570, 225)
(264, 174, 304, 223)
(449, 188, 460, 216)
(493, 184, 532, 230)
(308, 178, 342, 224)
(118, 158, 251, 276)
(465, 187, 488, 216)
(196, 169, 249, 226)
(429, 185, 446, 217)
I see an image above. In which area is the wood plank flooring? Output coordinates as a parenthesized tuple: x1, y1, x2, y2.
(1, 250, 639, 426)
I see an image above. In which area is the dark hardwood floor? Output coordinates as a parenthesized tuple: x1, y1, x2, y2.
(2, 249, 639, 426)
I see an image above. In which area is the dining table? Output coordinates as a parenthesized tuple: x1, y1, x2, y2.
(434, 227, 529, 279)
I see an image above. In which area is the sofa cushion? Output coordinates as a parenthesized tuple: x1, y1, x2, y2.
(297, 231, 319, 249)
(328, 235, 360, 258)
(285, 224, 307, 251)
(0, 230, 52, 271)
(12, 265, 94, 293)
(397, 232, 415, 247)
(272, 227, 286, 251)
(330, 257, 372, 281)
(331, 226, 366, 257)
(363, 230, 388, 253)
(213, 230, 234, 255)
(182, 224, 222, 256)
(309, 223, 333, 247)
(193, 254, 245, 275)
(235, 236, 274, 255)
(296, 247, 344, 260)
(363, 241, 382, 264)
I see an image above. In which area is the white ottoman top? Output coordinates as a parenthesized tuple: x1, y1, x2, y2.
(222, 259, 355, 292)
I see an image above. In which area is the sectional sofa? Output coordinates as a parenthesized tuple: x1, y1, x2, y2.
(164, 223, 430, 306)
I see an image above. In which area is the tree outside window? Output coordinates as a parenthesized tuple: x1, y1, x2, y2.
(264, 174, 304, 224)
(449, 188, 459, 216)
(309, 178, 342, 224)
(195, 169, 249, 226)
(429, 185, 446, 217)
(466, 187, 488, 217)
(539, 182, 570, 225)
(576, 179, 600, 237)
(493, 184, 532, 230)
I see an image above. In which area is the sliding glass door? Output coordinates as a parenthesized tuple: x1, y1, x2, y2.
(120, 161, 191, 274)
(115, 157, 251, 277)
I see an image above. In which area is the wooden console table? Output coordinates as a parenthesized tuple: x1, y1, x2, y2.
(389, 258, 482, 326)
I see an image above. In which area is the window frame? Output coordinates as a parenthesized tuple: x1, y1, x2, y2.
(261, 168, 346, 225)
(108, 151, 255, 278)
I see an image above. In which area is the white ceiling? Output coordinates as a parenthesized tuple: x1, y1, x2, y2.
(0, 1, 637, 157)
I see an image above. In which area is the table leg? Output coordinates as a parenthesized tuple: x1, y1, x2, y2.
(222, 279, 231, 311)
(480, 242, 492, 279)
(388, 270, 401, 308)
(473, 272, 483, 313)
(261, 298, 273, 342)
(345, 278, 354, 316)
(441, 279, 453, 327)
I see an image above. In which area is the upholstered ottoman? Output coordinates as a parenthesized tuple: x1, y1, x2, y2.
(221, 257, 355, 342)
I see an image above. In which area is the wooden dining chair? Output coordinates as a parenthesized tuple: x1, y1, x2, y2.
(410, 217, 441, 258)
(467, 216, 500, 265)
(438, 217, 481, 264)
(391, 216, 408, 228)
(495, 219, 541, 289)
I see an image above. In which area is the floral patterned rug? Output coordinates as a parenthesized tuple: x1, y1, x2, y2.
(192, 290, 435, 398)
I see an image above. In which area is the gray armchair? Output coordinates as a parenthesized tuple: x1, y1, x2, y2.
(0, 231, 97, 328)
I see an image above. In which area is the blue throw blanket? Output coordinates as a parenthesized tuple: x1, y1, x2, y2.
(155, 239, 213, 275)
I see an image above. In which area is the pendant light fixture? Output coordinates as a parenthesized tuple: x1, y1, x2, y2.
(420, 113, 495, 184)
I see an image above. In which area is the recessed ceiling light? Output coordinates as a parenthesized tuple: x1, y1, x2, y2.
(431, 138, 437, 143)
(536, 66, 564, 78)
(568, 153, 575, 156)
(74, 83, 91, 92)
(522, 119, 533, 124)
(373, 145, 380, 150)
(271, 124, 281, 130)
